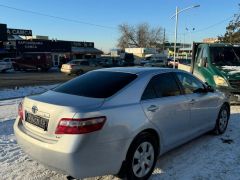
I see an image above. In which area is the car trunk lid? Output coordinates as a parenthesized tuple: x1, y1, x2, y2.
(21, 90, 104, 141)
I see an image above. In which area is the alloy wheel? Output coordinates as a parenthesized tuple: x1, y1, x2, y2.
(132, 142, 155, 178)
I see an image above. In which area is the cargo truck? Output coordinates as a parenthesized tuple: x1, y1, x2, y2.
(179, 43, 240, 103)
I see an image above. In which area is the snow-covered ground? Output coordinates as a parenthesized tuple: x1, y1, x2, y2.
(0, 84, 59, 100)
(0, 97, 240, 179)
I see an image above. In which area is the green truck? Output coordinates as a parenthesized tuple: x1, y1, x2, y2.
(180, 43, 240, 103)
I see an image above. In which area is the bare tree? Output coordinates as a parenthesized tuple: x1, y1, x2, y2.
(117, 23, 164, 49)
(220, 4, 240, 43)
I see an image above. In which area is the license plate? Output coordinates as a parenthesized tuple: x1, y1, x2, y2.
(25, 112, 49, 131)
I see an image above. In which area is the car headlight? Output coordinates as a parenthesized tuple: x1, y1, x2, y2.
(213, 75, 228, 87)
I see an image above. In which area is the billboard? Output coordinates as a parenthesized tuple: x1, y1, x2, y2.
(0, 24, 8, 41)
(7, 28, 32, 36)
(16, 40, 71, 52)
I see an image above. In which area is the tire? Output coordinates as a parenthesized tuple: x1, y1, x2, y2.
(213, 104, 230, 135)
(124, 133, 158, 180)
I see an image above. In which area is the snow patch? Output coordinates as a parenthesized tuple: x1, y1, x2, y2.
(221, 66, 240, 75)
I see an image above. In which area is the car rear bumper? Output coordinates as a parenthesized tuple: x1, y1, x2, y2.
(60, 68, 72, 74)
(14, 117, 129, 178)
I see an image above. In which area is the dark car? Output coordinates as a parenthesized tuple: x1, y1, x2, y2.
(13, 52, 53, 72)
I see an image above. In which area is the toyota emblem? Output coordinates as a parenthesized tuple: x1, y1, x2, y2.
(32, 106, 38, 114)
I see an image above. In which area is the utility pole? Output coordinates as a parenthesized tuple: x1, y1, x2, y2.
(162, 28, 165, 53)
(171, 4, 200, 69)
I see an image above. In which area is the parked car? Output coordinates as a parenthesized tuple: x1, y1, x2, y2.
(168, 59, 179, 68)
(61, 59, 100, 75)
(0, 58, 13, 72)
(140, 59, 149, 66)
(178, 58, 192, 71)
(12, 52, 53, 72)
(144, 59, 167, 67)
(144, 54, 168, 67)
(14, 67, 230, 179)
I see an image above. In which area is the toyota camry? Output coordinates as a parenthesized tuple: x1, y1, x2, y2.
(14, 67, 230, 179)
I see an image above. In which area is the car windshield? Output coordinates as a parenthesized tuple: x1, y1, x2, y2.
(210, 46, 240, 66)
(53, 71, 137, 98)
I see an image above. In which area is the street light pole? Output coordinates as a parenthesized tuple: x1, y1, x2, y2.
(171, 5, 200, 69)
(173, 7, 178, 69)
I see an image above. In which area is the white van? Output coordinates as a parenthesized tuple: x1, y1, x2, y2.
(144, 54, 168, 67)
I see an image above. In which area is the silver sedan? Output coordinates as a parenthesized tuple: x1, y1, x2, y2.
(14, 67, 230, 179)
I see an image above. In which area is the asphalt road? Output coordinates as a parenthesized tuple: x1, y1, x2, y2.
(0, 70, 73, 89)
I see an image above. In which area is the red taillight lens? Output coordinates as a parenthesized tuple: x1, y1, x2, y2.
(18, 102, 24, 120)
(55, 116, 106, 134)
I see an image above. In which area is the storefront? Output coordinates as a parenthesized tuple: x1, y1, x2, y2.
(0, 23, 103, 66)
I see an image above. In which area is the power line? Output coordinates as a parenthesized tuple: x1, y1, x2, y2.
(167, 15, 234, 36)
(0, 4, 117, 30)
(193, 15, 234, 33)
(0, 4, 235, 38)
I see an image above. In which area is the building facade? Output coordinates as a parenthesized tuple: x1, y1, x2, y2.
(0, 24, 103, 66)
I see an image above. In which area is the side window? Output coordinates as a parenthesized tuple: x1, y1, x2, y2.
(176, 72, 204, 94)
(202, 47, 208, 59)
(196, 47, 203, 65)
(141, 81, 157, 100)
(142, 73, 181, 100)
(200, 47, 208, 67)
(75, 61, 81, 65)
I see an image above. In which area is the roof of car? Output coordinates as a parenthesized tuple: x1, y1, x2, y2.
(96, 67, 182, 75)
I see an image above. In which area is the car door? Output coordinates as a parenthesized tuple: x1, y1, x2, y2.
(79, 60, 90, 72)
(141, 72, 191, 150)
(175, 72, 219, 133)
(194, 46, 214, 85)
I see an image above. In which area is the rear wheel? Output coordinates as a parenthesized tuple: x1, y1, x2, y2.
(124, 133, 158, 180)
(214, 104, 230, 135)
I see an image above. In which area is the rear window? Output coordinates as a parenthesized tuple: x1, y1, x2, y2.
(54, 71, 137, 98)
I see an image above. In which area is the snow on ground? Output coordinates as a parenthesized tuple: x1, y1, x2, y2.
(221, 66, 240, 75)
(0, 84, 59, 100)
(0, 98, 240, 180)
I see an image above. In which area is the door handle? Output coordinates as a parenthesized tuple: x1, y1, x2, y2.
(147, 105, 159, 112)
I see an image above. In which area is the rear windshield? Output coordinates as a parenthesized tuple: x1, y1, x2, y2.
(54, 71, 137, 98)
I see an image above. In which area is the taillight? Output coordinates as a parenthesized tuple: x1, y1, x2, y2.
(18, 102, 24, 120)
(55, 116, 106, 134)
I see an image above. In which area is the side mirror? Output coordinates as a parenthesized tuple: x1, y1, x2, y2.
(205, 82, 214, 92)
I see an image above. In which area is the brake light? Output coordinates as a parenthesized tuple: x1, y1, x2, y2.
(55, 116, 106, 134)
(18, 102, 24, 120)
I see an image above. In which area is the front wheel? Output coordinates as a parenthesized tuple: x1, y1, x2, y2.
(213, 104, 230, 135)
(124, 133, 158, 180)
